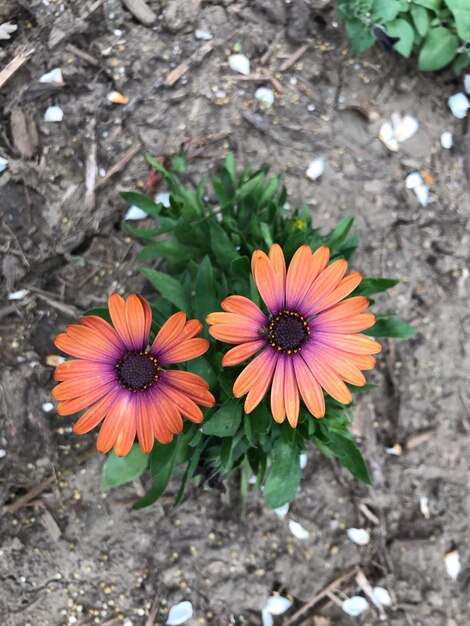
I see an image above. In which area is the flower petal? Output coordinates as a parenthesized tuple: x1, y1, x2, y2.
(313, 313, 376, 334)
(108, 293, 134, 348)
(270, 356, 286, 423)
(135, 394, 154, 454)
(208, 323, 263, 344)
(56, 380, 118, 415)
(158, 384, 203, 424)
(269, 243, 286, 299)
(144, 390, 175, 443)
(114, 396, 138, 456)
(206, 312, 263, 334)
(301, 259, 348, 317)
(253, 252, 283, 315)
(284, 358, 300, 427)
(307, 271, 362, 315)
(125, 294, 151, 351)
(151, 311, 186, 355)
(163, 370, 215, 407)
(158, 338, 209, 365)
(180, 319, 203, 341)
(54, 360, 113, 381)
(233, 349, 276, 398)
(314, 332, 382, 354)
(244, 350, 278, 413)
(286, 245, 312, 309)
(73, 390, 118, 434)
(313, 296, 370, 323)
(221, 295, 267, 325)
(80, 315, 127, 352)
(311, 344, 366, 386)
(96, 391, 133, 454)
(222, 339, 267, 366)
(303, 351, 352, 405)
(293, 355, 325, 418)
(52, 373, 116, 401)
(54, 327, 121, 363)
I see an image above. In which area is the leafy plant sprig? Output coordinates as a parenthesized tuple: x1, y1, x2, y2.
(97, 154, 415, 510)
(337, 0, 470, 73)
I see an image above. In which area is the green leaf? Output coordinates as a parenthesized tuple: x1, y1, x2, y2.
(224, 152, 237, 186)
(187, 357, 217, 389)
(138, 240, 194, 262)
(83, 307, 112, 324)
(413, 0, 441, 9)
(259, 176, 280, 207)
(260, 222, 274, 248)
(344, 18, 376, 53)
(174, 442, 204, 506)
(325, 216, 354, 252)
(249, 404, 272, 434)
(101, 444, 149, 489)
(386, 18, 415, 57)
(363, 316, 417, 338)
(123, 220, 176, 240)
(445, 0, 470, 40)
(411, 4, 431, 36)
(149, 438, 179, 477)
(327, 432, 372, 484)
(264, 438, 301, 508)
(140, 268, 190, 313)
(453, 52, 470, 74)
(418, 26, 459, 70)
(371, 0, 401, 22)
(202, 399, 243, 437)
(195, 256, 218, 325)
(355, 277, 399, 296)
(133, 458, 174, 509)
(209, 221, 238, 266)
(120, 191, 162, 218)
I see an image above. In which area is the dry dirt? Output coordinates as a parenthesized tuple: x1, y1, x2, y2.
(1, 1, 469, 625)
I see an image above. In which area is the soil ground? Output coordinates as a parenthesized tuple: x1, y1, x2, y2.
(1, 1, 469, 625)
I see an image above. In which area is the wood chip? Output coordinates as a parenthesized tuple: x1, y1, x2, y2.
(94, 142, 141, 190)
(65, 43, 99, 66)
(84, 118, 97, 211)
(0, 47, 34, 90)
(279, 43, 310, 72)
(10, 105, 38, 159)
(165, 41, 214, 87)
(405, 430, 433, 450)
(7, 475, 55, 514)
(356, 570, 386, 620)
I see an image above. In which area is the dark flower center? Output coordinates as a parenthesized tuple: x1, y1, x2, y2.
(115, 351, 159, 392)
(268, 310, 310, 354)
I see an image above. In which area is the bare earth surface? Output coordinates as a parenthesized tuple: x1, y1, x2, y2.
(1, 1, 469, 625)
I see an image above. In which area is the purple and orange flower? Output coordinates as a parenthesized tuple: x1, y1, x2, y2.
(207, 244, 382, 427)
(52, 294, 215, 456)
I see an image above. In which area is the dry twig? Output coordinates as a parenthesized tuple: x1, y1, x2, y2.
(0, 47, 35, 90)
(94, 143, 141, 190)
(7, 475, 55, 514)
(165, 41, 214, 87)
(279, 43, 310, 72)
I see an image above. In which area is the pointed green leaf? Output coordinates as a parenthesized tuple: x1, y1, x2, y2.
(202, 399, 243, 437)
(327, 432, 372, 484)
(386, 18, 415, 58)
(101, 444, 149, 489)
(120, 191, 162, 218)
(418, 26, 459, 70)
(264, 438, 301, 508)
(364, 316, 417, 338)
(355, 277, 400, 296)
(140, 268, 190, 313)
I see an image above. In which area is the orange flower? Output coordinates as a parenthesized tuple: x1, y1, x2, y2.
(52, 294, 214, 456)
(207, 245, 381, 427)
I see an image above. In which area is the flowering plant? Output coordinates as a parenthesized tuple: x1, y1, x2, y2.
(52, 154, 415, 510)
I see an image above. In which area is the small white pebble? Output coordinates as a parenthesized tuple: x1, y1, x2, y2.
(299, 452, 307, 469)
(273, 503, 289, 517)
(166, 600, 193, 625)
(44, 106, 64, 122)
(464, 74, 470, 94)
(373, 587, 392, 606)
(255, 86, 274, 107)
(307, 103, 316, 112)
(155, 192, 171, 207)
(42, 402, 55, 413)
(440, 131, 453, 149)
(39, 68, 64, 86)
(0, 449, 6, 459)
(405, 172, 423, 189)
(8, 289, 30, 300)
(419, 495, 430, 519)
(414, 183, 429, 207)
(342, 596, 369, 617)
(347, 527, 370, 545)
(0, 156, 8, 172)
(306, 157, 325, 181)
(444, 550, 461, 581)
(124, 206, 148, 221)
(289, 520, 310, 540)
(265, 595, 292, 615)
(228, 54, 250, 76)
(448, 93, 469, 119)
(195, 29, 213, 40)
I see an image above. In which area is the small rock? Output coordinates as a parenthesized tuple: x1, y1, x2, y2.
(373, 587, 392, 606)
(464, 74, 470, 94)
(124, 206, 148, 221)
(42, 402, 55, 413)
(444, 550, 461, 581)
(166, 600, 193, 625)
(265, 595, 292, 615)
(39, 68, 64, 86)
(289, 520, 310, 539)
(162, 0, 200, 33)
(155, 192, 171, 207)
(8, 289, 30, 300)
(306, 157, 325, 181)
(121, 0, 157, 26)
(0, 156, 8, 173)
(347, 527, 370, 545)
(229, 53, 250, 75)
(44, 106, 64, 122)
(440, 131, 453, 149)
(341, 596, 369, 617)
(195, 29, 213, 40)
(255, 86, 274, 107)
(273, 503, 289, 517)
(448, 93, 469, 119)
